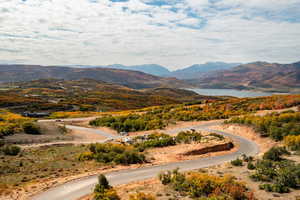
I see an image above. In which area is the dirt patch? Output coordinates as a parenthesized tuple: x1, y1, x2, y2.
(146, 136, 237, 165)
(70, 129, 106, 141)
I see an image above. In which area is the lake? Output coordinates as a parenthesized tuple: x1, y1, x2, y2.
(187, 88, 274, 98)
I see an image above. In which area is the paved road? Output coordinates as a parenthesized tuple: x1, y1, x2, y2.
(31, 122, 259, 200)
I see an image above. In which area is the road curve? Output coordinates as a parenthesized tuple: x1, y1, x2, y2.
(31, 124, 259, 200)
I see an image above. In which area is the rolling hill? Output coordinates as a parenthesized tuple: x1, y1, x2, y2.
(0, 79, 219, 113)
(189, 61, 300, 92)
(0, 64, 187, 89)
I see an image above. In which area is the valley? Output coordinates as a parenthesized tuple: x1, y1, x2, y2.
(1, 90, 300, 200)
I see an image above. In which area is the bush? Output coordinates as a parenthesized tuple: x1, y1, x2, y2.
(247, 162, 255, 170)
(0, 123, 16, 137)
(79, 143, 146, 165)
(23, 122, 41, 135)
(208, 133, 225, 140)
(175, 130, 202, 143)
(231, 158, 243, 166)
(159, 170, 253, 199)
(259, 183, 289, 193)
(1, 145, 21, 156)
(94, 174, 120, 200)
(78, 151, 94, 161)
(263, 147, 290, 161)
(242, 154, 253, 162)
(129, 192, 156, 200)
(226, 112, 300, 141)
(284, 135, 300, 150)
(159, 171, 172, 185)
(134, 133, 176, 150)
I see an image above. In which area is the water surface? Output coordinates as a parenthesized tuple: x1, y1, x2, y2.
(187, 88, 273, 98)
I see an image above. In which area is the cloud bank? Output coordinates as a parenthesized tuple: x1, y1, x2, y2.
(0, 0, 299, 69)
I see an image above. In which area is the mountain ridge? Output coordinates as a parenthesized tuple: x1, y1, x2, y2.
(189, 61, 300, 92)
(0, 64, 188, 89)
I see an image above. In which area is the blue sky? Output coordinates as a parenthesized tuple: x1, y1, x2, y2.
(0, 0, 300, 69)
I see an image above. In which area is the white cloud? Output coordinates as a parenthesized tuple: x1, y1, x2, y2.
(0, 0, 299, 70)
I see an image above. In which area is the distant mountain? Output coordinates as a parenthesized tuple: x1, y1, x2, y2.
(0, 64, 188, 89)
(189, 61, 300, 92)
(71, 64, 171, 76)
(170, 62, 241, 79)
(70, 62, 241, 79)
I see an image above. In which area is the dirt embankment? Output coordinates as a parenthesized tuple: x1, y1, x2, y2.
(183, 142, 234, 156)
(211, 124, 277, 155)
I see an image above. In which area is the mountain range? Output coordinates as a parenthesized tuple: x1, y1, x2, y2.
(69, 62, 240, 79)
(1, 61, 300, 92)
(189, 61, 300, 92)
(0, 65, 188, 89)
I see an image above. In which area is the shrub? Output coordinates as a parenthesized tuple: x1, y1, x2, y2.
(78, 151, 94, 161)
(242, 154, 253, 162)
(134, 133, 176, 150)
(129, 192, 156, 200)
(226, 112, 300, 141)
(247, 162, 255, 170)
(159, 170, 253, 199)
(284, 135, 300, 150)
(259, 183, 289, 193)
(159, 171, 172, 185)
(231, 158, 243, 166)
(1, 145, 21, 156)
(94, 174, 120, 200)
(23, 122, 41, 135)
(175, 130, 202, 143)
(263, 147, 290, 161)
(208, 133, 224, 140)
(0, 123, 16, 137)
(80, 143, 146, 165)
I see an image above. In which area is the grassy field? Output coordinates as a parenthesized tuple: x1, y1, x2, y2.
(0, 144, 104, 193)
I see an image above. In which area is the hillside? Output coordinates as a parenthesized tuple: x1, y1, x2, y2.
(189, 61, 300, 92)
(0, 79, 218, 113)
(0, 64, 186, 89)
(170, 62, 240, 79)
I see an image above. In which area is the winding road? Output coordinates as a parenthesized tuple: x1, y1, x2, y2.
(32, 121, 259, 200)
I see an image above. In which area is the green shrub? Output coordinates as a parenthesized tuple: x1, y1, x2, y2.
(0, 124, 16, 137)
(23, 122, 41, 135)
(226, 112, 300, 141)
(208, 133, 224, 140)
(134, 133, 176, 150)
(80, 143, 146, 165)
(1, 145, 21, 156)
(78, 151, 94, 161)
(242, 154, 253, 162)
(259, 183, 289, 193)
(231, 158, 243, 166)
(94, 174, 120, 200)
(247, 161, 255, 170)
(263, 147, 290, 161)
(159, 171, 172, 185)
(175, 130, 202, 143)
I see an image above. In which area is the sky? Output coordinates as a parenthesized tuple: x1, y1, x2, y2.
(0, 0, 300, 70)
